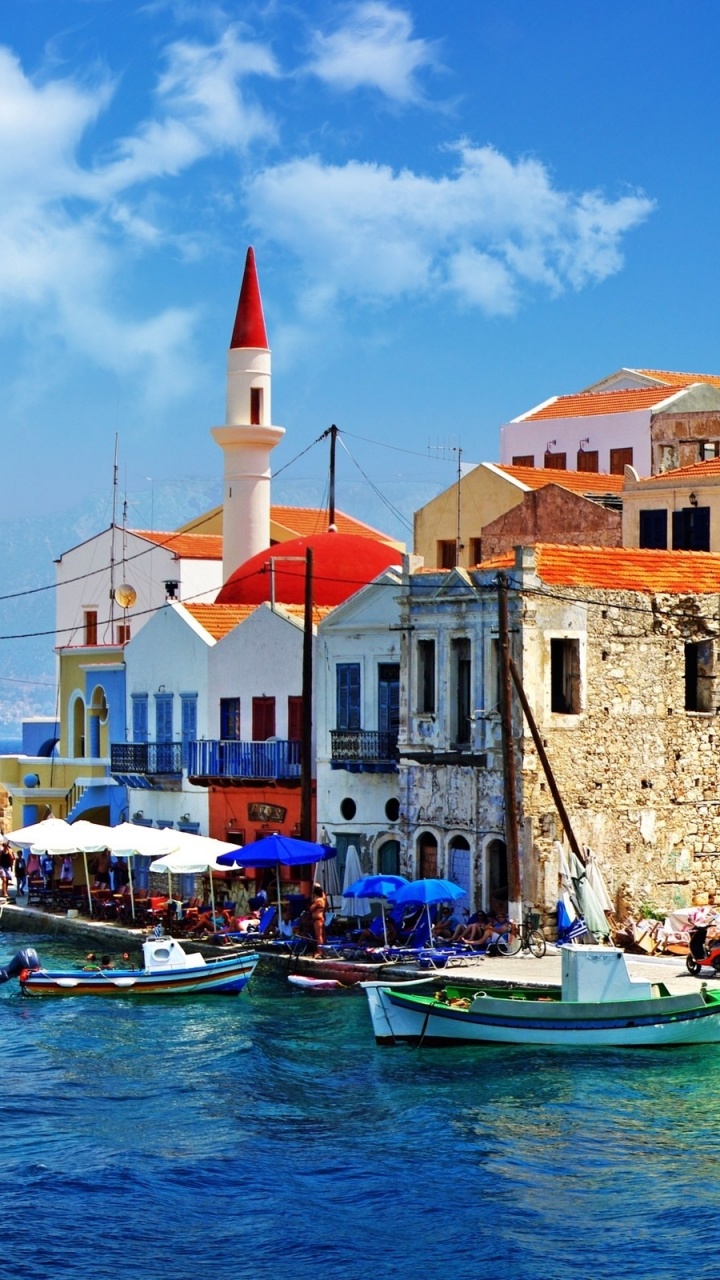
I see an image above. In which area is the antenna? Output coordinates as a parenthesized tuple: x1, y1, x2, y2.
(428, 438, 463, 567)
(108, 434, 119, 639)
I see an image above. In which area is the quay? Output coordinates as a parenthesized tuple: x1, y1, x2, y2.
(0, 901, 715, 997)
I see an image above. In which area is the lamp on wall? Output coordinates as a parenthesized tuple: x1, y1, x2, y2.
(689, 492, 699, 508)
(579, 437, 590, 451)
(133, 810, 144, 820)
(546, 439, 556, 453)
(180, 812, 191, 823)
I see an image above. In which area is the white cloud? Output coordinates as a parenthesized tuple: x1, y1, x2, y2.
(247, 143, 655, 318)
(0, 28, 279, 401)
(307, 2, 439, 102)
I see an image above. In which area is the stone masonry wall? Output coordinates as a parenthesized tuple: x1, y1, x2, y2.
(481, 487, 621, 561)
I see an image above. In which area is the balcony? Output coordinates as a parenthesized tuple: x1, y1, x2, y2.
(110, 742, 183, 777)
(330, 730, 398, 773)
(187, 739, 301, 783)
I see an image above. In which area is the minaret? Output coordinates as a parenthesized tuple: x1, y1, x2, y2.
(212, 247, 285, 582)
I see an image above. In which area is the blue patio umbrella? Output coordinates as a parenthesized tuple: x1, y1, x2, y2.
(393, 878, 465, 947)
(216, 834, 336, 917)
(343, 874, 408, 944)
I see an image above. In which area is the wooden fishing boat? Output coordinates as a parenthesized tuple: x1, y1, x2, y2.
(364, 946, 720, 1048)
(20, 937, 259, 998)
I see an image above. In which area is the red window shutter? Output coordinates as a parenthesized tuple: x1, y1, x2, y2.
(252, 697, 276, 741)
(288, 697, 303, 741)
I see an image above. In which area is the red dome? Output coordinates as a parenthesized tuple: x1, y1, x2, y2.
(216, 532, 401, 607)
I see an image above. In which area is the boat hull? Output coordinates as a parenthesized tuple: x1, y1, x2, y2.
(21, 952, 259, 997)
(365, 984, 720, 1047)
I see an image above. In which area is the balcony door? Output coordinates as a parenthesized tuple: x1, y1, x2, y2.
(377, 664, 400, 735)
(252, 696, 276, 741)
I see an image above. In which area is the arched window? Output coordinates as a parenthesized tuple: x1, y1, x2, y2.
(448, 835, 472, 907)
(72, 696, 86, 758)
(486, 838, 508, 906)
(416, 831, 438, 879)
(377, 840, 400, 876)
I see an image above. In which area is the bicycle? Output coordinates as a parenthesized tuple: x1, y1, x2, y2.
(497, 910, 546, 959)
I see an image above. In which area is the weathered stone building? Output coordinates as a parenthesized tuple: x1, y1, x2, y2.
(397, 544, 720, 915)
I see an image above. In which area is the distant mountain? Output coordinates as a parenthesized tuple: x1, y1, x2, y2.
(0, 475, 439, 732)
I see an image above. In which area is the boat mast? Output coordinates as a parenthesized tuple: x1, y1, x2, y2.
(497, 572, 522, 922)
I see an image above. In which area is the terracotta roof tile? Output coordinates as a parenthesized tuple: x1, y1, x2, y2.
(270, 506, 395, 542)
(636, 369, 720, 390)
(533, 544, 720, 594)
(522, 387, 678, 421)
(497, 464, 624, 494)
(183, 603, 258, 638)
(635, 457, 720, 484)
(131, 530, 223, 560)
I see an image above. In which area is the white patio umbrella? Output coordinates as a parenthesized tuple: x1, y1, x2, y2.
(25, 819, 119, 916)
(342, 846, 369, 920)
(148, 831, 248, 927)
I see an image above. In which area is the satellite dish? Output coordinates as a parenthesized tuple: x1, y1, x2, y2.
(114, 583, 137, 609)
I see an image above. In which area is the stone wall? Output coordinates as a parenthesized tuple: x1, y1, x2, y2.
(651, 409, 720, 472)
(481, 486, 621, 560)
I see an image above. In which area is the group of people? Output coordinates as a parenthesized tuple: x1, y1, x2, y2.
(433, 897, 511, 949)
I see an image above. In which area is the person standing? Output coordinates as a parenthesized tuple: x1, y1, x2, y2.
(0, 842, 14, 899)
(14, 851, 27, 897)
(309, 883, 328, 955)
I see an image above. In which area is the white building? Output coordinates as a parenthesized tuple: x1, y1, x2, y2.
(315, 568, 403, 881)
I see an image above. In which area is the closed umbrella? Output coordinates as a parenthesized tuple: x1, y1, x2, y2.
(343, 846, 368, 920)
(393, 878, 465, 949)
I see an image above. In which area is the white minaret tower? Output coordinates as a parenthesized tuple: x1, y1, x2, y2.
(211, 247, 285, 582)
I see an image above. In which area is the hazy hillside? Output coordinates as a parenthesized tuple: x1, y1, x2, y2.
(0, 476, 438, 732)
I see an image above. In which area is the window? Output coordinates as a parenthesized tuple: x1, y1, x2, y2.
(451, 638, 471, 745)
(287, 696, 303, 742)
(685, 641, 714, 712)
(181, 694, 197, 768)
(378, 663, 400, 734)
(701, 441, 720, 461)
(340, 797, 356, 820)
(155, 693, 173, 742)
(469, 537, 483, 565)
(639, 509, 668, 550)
(84, 610, 98, 646)
(132, 694, 148, 744)
(378, 840, 400, 875)
(220, 697, 241, 740)
(550, 638, 581, 714)
(417, 639, 436, 714)
(672, 507, 710, 552)
(576, 450, 599, 473)
(250, 386, 262, 424)
(659, 443, 678, 472)
(417, 832, 438, 878)
(252, 696, 276, 741)
(610, 447, 634, 474)
(544, 452, 567, 470)
(512, 455, 534, 467)
(336, 663, 361, 730)
(385, 797, 400, 822)
(117, 623, 131, 645)
(437, 539, 457, 569)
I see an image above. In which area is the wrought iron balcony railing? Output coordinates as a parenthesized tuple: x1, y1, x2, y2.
(330, 729, 398, 763)
(111, 742, 183, 775)
(187, 739, 301, 781)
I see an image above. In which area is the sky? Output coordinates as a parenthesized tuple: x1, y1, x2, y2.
(2, 0, 720, 527)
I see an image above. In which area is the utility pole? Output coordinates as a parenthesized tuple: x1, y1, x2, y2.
(300, 547, 314, 841)
(328, 424, 338, 529)
(497, 573, 522, 922)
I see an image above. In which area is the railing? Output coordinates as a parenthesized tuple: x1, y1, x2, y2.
(330, 730, 398, 763)
(110, 742, 183, 775)
(187, 739, 301, 780)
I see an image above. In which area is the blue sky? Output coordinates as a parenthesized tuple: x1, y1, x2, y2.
(3, 0, 719, 521)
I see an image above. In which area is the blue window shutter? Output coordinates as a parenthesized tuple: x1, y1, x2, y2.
(181, 695, 197, 768)
(155, 693, 173, 743)
(336, 664, 361, 730)
(132, 695, 148, 744)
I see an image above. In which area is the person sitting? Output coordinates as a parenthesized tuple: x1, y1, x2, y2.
(466, 900, 511, 950)
(449, 910, 489, 943)
(433, 906, 462, 941)
(356, 915, 398, 947)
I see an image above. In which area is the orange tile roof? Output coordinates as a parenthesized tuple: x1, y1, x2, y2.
(131, 530, 223, 559)
(183, 603, 258, 638)
(497, 464, 624, 494)
(636, 369, 720, 390)
(280, 603, 337, 626)
(636, 457, 720, 484)
(475, 544, 720, 595)
(522, 387, 679, 421)
(270, 505, 395, 542)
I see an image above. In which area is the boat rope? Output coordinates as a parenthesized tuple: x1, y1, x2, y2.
(414, 1003, 433, 1051)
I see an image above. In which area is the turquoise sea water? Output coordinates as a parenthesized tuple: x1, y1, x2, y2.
(0, 932, 717, 1280)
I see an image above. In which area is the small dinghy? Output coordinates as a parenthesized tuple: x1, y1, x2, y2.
(20, 937, 259, 998)
(288, 974, 347, 991)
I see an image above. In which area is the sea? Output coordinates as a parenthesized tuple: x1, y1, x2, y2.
(0, 931, 716, 1280)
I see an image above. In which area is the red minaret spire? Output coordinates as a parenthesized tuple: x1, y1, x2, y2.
(230, 246, 269, 350)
